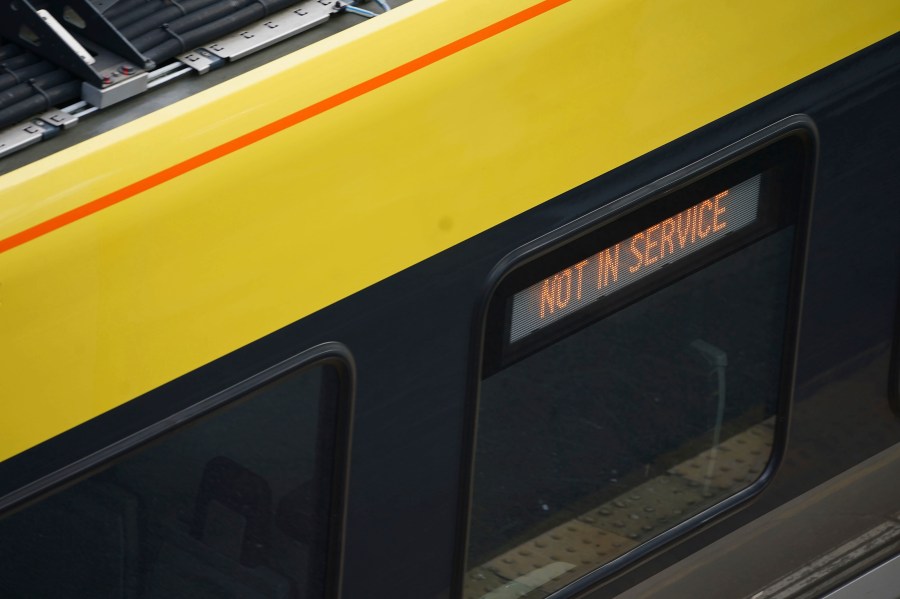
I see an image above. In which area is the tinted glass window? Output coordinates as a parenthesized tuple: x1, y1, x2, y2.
(464, 134, 810, 599)
(467, 232, 790, 598)
(0, 360, 345, 599)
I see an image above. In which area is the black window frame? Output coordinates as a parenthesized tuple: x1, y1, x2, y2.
(890, 279, 900, 417)
(456, 116, 818, 599)
(0, 341, 355, 599)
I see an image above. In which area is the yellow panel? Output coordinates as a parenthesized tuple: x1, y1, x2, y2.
(0, 0, 898, 460)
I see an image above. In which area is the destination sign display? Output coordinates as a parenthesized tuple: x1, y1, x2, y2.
(509, 175, 762, 342)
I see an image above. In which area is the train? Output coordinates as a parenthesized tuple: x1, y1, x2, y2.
(0, 0, 899, 597)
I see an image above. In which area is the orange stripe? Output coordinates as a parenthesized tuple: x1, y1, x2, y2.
(0, 0, 572, 255)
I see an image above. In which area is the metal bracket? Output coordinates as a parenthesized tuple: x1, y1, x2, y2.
(181, 0, 332, 66)
(0, 111, 79, 158)
(42, 0, 153, 68)
(35, 108, 79, 129)
(82, 69, 148, 107)
(0, 0, 150, 87)
(0, 123, 45, 159)
(175, 48, 227, 75)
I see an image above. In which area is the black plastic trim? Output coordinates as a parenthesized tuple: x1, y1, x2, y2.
(889, 274, 900, 418)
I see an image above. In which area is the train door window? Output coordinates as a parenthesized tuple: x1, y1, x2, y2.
(0, 349, 351, 599)
(462, 125, 814, 599)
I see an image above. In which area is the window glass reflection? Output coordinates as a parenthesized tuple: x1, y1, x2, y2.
(466, 229, 791, 599)
(0, 363, 342, 599)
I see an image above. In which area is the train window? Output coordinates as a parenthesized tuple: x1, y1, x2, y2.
(0, 350, 350, 599)
(462, 125, 814, 599)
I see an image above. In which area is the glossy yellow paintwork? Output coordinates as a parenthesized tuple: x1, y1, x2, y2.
(0, 0, 897, 461)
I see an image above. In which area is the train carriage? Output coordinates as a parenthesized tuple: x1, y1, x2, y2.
(0, 0, 899, 597)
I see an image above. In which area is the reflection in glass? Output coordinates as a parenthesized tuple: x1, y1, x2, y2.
(0, 363, 341, 599)
(466, 230, 792, 599)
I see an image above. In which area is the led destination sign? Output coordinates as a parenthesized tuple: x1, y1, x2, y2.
(509, 175, 762, 342)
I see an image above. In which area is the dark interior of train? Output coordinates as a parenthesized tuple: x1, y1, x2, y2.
(0, 364, 340, 598)
(466, 223, 793, 598)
